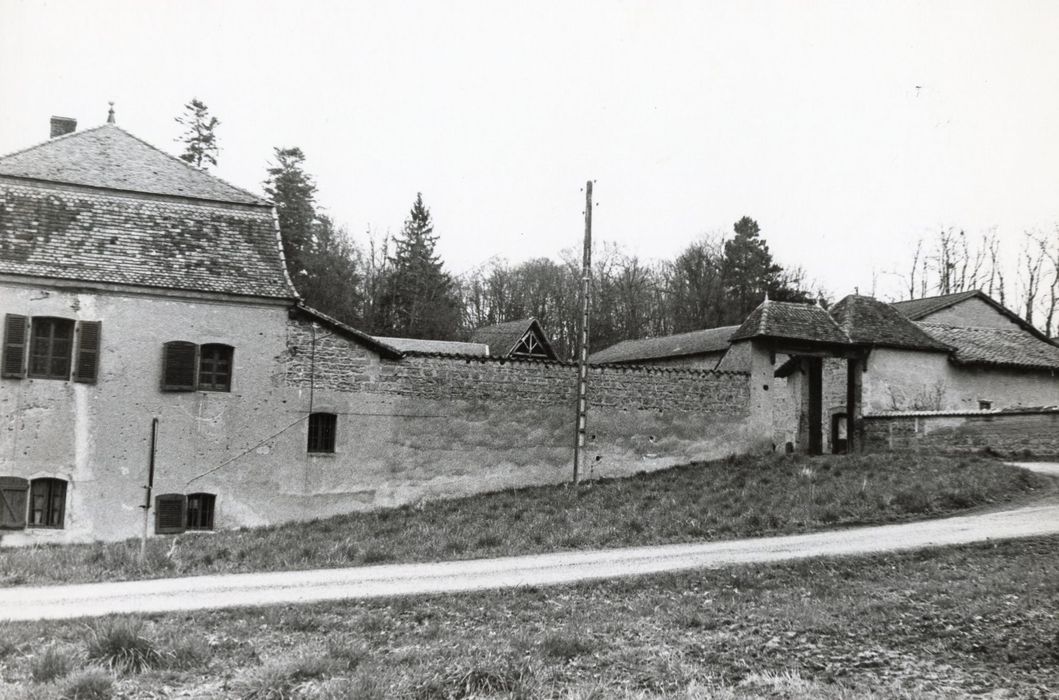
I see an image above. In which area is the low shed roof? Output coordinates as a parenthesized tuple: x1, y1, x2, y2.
(588, 325, 738, 364)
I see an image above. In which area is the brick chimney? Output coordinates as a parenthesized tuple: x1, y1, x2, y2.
(50, 116, 77, 138)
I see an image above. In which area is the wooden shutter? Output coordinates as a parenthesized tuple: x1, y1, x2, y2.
(0, 477, 29, 530)
(73, 321, 102, 384)
(2, 315, 27, 379)
(161, 341, 197, 391)
(154, 493, 187, 534)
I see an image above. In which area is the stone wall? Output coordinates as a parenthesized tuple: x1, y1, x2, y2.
(862, 410, 1059, 458)
(281, 316, 761, 519)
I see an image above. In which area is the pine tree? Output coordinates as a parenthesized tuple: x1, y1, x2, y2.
(381, 193, 461, 338)
(263, 147, 317, 279)
(175, 99, 220, 169)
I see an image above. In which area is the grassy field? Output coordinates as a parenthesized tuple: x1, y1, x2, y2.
(0, 453, 1048, 587)
(1, 535, 1058, 698)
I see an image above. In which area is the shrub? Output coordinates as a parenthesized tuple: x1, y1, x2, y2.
(31, 645, 80, 682)
(85, 618, 162, 674)
(58, 667, 113, 700)
(160, 631, 209, 670)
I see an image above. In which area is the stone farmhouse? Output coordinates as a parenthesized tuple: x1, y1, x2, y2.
(1, 113, 1057, 544)
(0, 115, 762, 544)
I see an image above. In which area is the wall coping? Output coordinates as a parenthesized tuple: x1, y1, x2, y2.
(864, 406, 1059, 419)
(398, 350, 750, 376)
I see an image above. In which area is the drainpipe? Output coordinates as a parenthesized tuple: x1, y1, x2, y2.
(139, 417, 158, 564)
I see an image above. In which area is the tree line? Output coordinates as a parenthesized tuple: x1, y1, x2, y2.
(175, 99, 1059, 356)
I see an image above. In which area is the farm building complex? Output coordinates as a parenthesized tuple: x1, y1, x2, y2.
(1, 115, 1058, 543)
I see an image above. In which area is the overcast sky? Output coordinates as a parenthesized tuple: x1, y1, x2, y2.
(2, 0, 1057, 301)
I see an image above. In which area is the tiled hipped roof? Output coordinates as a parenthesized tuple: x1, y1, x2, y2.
(829, 294, 951, 352)
(730, 300, 849, 345)
(0, 124, 265, 205)
(918, 323, 1059, 372)
(588, 325, 738, 364)
(890, 290, 981, 320)
(0, 182, 294, 299)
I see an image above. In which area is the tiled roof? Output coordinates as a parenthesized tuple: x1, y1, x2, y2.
(730, 300, 850, 345)
(374, 336, 489, 356)
(0, 124, 265, 205)
(890, 290, 981, 320)
(470, 318, 557, 359)
(588, 325, 738, 364)
(0, 181, 294, 299)
(830, 295, 950, 352)
(918, 323, 1059, 371)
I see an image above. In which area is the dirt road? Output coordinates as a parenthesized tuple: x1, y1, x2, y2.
(1, 462, 1056, 621)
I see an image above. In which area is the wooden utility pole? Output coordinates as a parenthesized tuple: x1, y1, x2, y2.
(573, 181, 593, 484)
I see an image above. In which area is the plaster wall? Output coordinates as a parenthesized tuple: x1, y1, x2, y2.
(0, 281, 297, 544)
(919, 298, 1020, 329)
(861, 348, 1059, 413)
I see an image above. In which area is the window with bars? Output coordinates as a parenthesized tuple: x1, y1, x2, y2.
(161, 341, 234, 392)
(307, 412, 337, 453)
(186, 493, 216, 530)
(2, 315, 101, 383)
(28, 478, 66, 528)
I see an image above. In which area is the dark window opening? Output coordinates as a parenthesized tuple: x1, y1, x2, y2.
(28, 478, 66, 528)
(28, 318, 75, 380)
(198, 344, 233, 392)
(308, 412, 337, 453)
(186, 493, 216, 530)
(978, 400, 992, 410)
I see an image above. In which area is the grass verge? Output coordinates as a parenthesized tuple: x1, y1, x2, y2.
(1, 536, 1057, 698)
(0, 453, 1048, 587)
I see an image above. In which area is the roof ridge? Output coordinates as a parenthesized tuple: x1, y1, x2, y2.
(893, 289, 980, 304)
(0, 123, 111, 162)
(112, 125, 269, 205)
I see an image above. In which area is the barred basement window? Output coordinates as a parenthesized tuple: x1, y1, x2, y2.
(186, 493, 216, 530)
(307, 412, 337, 453)
(155, 493, 187, 534)
(28, 478, 66, 528)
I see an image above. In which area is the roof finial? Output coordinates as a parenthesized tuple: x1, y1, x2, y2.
(107, 102, 116, 124)
(764, 290, 770, 302)
(855, 286, 860, 295)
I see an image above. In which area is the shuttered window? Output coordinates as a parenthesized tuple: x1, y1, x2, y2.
(2, 315, 27, 379)
(28, 478, 66, 528)
(307, 412, 337, 453)
(198, 344, 233, 392)
(73, 321, 102, 384)
(161, 342, 235, 392)
(3, 316, 101, 382)
(161, 342, 198, 391)
(0, 477, 29, 530)
(186, 493, 216, 530)
(155, 493, 187, 534)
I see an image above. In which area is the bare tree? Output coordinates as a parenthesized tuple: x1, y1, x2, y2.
(1017, 231, 1046, 327)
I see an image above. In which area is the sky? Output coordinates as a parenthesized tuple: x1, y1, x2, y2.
(1, 0, 1058, 302)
